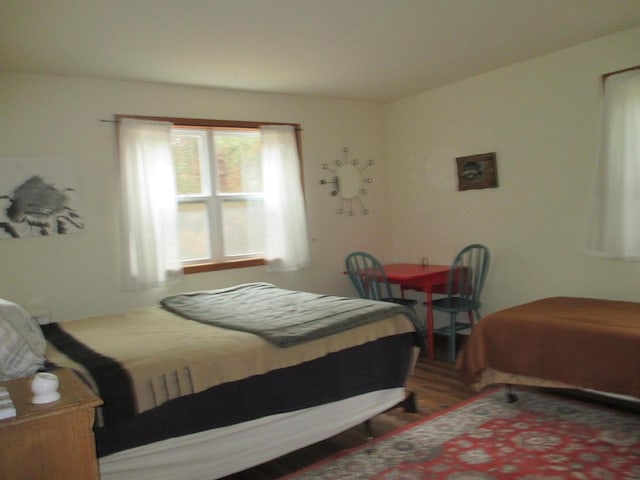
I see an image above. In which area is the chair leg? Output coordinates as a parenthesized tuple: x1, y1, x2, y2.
(448, 313, 457, 363)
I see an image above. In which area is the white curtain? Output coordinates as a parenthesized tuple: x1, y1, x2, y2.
(261, 125, 311, 272)
(118, 118, 183, 289)
(585, 69, 640, 260)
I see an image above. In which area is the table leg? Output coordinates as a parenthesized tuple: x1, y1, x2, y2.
(425, 291, 434, 360)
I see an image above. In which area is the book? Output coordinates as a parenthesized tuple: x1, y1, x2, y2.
(0, 386, 16, 420)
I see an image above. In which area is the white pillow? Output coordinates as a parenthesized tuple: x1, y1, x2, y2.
(0, 299, 46, 380)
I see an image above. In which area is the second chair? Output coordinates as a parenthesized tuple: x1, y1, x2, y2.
(430, 243, 491, 363)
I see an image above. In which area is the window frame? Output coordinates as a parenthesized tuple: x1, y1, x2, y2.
(116, 114, 303, 274)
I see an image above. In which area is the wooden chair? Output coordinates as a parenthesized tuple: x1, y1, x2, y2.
(345, 252, 418, 309)
(430, 244, 491, 362)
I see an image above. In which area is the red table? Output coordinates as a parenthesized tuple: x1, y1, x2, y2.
(383, 263, 450, 359)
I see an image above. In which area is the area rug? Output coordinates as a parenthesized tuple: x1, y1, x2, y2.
(283, 388, 640, 479)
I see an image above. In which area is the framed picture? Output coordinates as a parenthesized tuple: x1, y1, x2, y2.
(456, 152, 498, 191)
(0, 156, 84, 239)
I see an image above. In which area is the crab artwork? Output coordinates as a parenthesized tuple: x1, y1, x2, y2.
(0, 175, 84, 238)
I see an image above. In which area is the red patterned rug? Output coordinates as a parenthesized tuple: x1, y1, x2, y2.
(283, 388, 640, 479)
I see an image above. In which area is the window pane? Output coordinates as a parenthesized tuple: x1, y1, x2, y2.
(214, 130, 262, 194)
(171, 132, 207, 195)
(221, 198, 265, 256)
(177, 202, 211, 261)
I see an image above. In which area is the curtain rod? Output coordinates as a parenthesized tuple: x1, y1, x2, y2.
(602, 65, 640, 82)
(100, 118, 303, 131)
(100, 119, 171, 125)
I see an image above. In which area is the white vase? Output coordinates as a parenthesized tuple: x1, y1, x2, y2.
(31, 372, 61, 404)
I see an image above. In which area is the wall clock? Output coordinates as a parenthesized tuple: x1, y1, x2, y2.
(320, 147, 374, 215)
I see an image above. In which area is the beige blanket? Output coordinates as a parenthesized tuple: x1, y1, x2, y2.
(46, 306, 416, 416)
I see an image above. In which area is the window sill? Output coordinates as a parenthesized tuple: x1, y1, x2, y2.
(183, 258, 267, 275)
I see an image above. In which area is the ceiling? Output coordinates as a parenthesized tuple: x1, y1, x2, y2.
(1, 0, 639, 102)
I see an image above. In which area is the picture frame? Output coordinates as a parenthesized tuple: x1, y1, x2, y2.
(456, 152, 498, 191)
(0, 156, 84, 239)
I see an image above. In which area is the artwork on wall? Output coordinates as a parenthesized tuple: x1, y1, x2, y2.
(456, 152, 498, 191)
(0, 157, 84, 239)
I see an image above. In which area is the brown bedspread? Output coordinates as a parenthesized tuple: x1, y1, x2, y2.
(457, 296, 640, 398)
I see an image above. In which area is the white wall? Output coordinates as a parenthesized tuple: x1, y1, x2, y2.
(384, 26, 640, 322)
(3, 26, 638, 324)
(0, 73, 392, 320)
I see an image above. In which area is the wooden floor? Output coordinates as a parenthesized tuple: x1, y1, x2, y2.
(222, 341, 475, 480)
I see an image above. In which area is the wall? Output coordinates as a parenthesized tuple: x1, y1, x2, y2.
(0, 73, 391, 320)
(3, 26, 638, 324)
(384, 26, 640, 323)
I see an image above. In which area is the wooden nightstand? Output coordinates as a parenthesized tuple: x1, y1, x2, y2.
(0, 368, 103, 480)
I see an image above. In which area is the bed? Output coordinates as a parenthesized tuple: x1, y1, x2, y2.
(457, 296, 640, 400)
(36, 283, 422, 480)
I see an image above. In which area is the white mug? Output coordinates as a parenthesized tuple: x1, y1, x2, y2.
(31, 372, 61, 404)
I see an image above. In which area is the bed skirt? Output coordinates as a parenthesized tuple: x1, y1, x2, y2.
(99, 388, 406, 480)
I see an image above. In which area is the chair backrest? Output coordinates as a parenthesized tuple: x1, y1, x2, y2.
(345, 251, 393, 301)
(444, 244, 491, 306)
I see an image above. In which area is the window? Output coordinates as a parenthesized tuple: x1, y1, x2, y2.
(171, 127, 265, 265)
(117, 115, 305, 281)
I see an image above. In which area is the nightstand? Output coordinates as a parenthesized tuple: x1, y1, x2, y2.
(0, 368, 103, 480)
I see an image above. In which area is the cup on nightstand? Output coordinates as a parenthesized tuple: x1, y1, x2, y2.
(31, 372, 61, 404)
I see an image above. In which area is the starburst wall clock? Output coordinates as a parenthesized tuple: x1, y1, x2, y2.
(320, 147, 374, 215)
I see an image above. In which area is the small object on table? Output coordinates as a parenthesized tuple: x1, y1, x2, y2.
(0, 386, 16, 419)
(31, 372, 61, 404)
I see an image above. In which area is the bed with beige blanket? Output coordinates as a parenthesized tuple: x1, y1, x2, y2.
(457, 296, 640, 399)
(41, 283, 421, 480)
